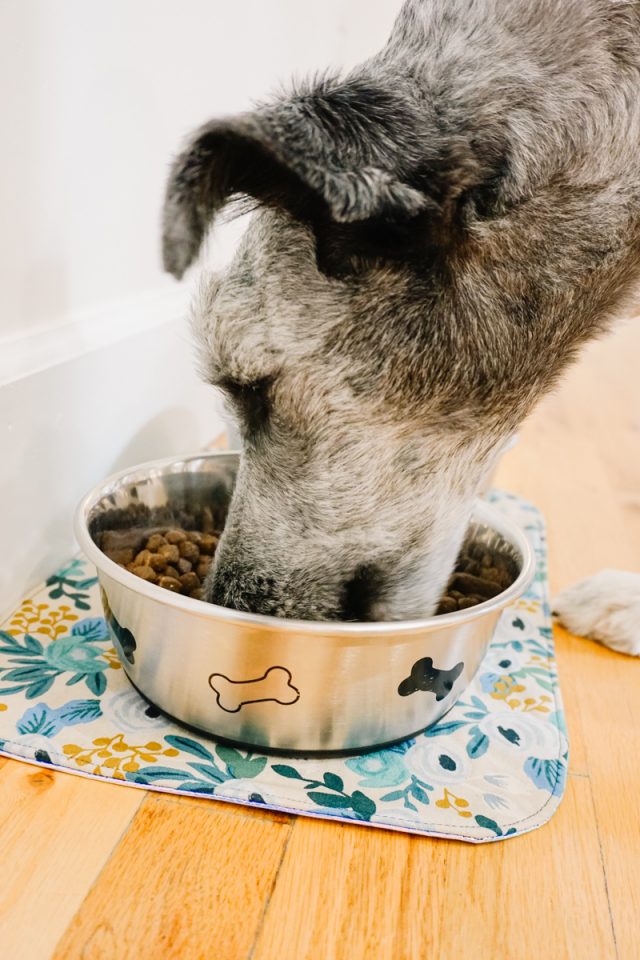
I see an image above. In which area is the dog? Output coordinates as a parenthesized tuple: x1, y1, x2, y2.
(161, 0, 640, 654)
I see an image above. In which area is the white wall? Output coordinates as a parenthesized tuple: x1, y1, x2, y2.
(0, 0, 404, 613)
(0, 0, 402, 341)
(0, 313, 219, 618)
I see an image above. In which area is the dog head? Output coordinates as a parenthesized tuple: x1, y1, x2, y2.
(162, 0, 640, 619)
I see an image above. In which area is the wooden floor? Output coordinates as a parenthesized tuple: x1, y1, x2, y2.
(1, 319, 639, 960)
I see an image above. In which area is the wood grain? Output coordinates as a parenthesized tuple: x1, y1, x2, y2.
(0, 761, 143, 960)
(251, 774, 615, 960)
(51, 794, 292, 960)
(556, 625, 640, 960)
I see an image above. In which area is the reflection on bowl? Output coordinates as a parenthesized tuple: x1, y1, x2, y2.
(75, 452, 535, 755)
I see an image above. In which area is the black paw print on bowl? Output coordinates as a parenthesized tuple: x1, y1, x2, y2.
(107, 611, 137, 665)
(398, 657, 464, 701)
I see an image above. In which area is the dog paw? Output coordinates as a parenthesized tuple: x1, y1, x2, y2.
(553, 570, 640, 657)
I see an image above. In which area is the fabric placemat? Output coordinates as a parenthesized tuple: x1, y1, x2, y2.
(0, 491, 567, 842)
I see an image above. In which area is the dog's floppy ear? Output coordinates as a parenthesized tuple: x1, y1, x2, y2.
(162, 78, 481, 278)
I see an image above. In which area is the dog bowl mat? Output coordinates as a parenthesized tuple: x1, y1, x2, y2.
(0, 491, 567, 843)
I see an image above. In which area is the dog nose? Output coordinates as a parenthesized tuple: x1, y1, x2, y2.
(341, 564, 385, 621)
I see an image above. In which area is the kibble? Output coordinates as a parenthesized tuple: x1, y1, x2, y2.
(199, 534, 218, 556)
(131, 564, 157, 583)
(180, 571, 201, 593)
(104, 546, 134, 566)
(457, 597, 479, 610)
(436, 596, 457, 615)
(448, 572, 502, 600)
(436, 542, 516, 615)
(146, 533, 167, 551)
(99, 519, 220, 600)
(158, 575, 182, 593)
(158, 543, 180, 565)
(166, 529, 188, 544)
(178, 540, 200, 563)
(99, 513, 515, 615)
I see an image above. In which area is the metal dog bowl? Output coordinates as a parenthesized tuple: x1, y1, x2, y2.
(74, 452, 535, 755)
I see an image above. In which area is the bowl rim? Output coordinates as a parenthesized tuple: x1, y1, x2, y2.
(74, 451, 537, 638)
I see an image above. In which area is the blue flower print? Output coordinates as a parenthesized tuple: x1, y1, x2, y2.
(345, 749, 408, 788)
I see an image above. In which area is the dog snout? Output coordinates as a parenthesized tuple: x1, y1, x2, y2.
(205, 559, 279, 615)
(207, 550, 387, 622)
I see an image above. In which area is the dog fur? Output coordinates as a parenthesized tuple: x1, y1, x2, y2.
(554, 571, 640, 656)
(161, 0, 640, 642)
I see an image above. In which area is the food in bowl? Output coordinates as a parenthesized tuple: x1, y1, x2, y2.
(93, 507, 517, 615)
(98, 524, 219, 599)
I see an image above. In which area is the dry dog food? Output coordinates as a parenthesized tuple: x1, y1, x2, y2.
(94, 504, 222, 601)
(100, 527, 218, 599)
(436, 542, 515, 615)
(96, 507, 515, 614)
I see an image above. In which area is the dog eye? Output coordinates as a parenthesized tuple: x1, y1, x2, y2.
(221, 376, 272, 436)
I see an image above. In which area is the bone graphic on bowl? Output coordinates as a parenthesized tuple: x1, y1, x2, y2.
(208, 666, 300, 713)
(397, 658, 464, 701)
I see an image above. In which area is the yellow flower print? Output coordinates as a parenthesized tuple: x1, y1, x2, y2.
(528, 654, 553, 671)
(519, 695, 552, 714)
(101, 647, 123, 670)
(488, 673, 526, 703)
(435, 787, 473, 818)
(63, 734, 179, 779)
(7, 601, 78, 640)
(487, 674, 552, 712)
(514, 597, 541, 615)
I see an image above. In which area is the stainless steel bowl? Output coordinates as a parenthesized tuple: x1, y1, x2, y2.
(74, 452, 535, 755)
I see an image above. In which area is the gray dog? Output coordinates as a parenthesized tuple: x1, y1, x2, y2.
(161, 0, 640, 652)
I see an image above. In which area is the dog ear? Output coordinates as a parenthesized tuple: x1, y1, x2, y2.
(162, 78, 482, 279)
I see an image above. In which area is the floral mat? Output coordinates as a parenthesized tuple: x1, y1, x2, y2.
(0, 491, 567, 843)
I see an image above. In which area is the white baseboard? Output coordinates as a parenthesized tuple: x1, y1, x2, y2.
(0, 284, 191, 387)
(0, 297, 227, 617)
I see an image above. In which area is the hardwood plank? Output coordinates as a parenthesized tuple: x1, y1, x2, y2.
(496, 414, 638, 590)
(52, 793, 293, 960)
(551, 318, 640, 554)
(0, 760, 143, 960)
(556, 626, 640, 960)
(561, 322, 640, 960)
(251, 775, 614, 960)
